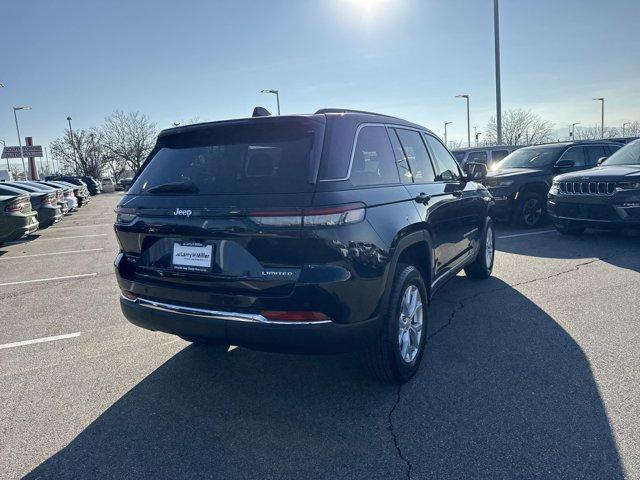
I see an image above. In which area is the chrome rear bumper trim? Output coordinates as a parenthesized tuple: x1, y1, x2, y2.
(121, 294, 332, 325)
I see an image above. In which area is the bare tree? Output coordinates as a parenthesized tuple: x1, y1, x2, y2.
(486, 109, 554, 146)
(102, 111, 157, 173)
(573, 126, 620, 140)
(49, 129, 103, 177)
(622, 121, 640, 137)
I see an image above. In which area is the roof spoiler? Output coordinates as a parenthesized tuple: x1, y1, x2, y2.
(252, 107, 271, 117)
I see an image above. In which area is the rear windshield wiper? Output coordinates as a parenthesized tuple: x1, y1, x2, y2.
(146, 181, 199, 194)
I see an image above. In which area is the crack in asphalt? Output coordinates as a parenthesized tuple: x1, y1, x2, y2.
(388, 384, 413, 480)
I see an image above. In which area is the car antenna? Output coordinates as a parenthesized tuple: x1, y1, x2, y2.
(252, 106, 271, 117)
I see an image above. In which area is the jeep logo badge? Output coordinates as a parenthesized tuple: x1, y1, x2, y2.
(173, 208, 192, 217)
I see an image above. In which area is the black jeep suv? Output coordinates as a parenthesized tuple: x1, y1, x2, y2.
(484, 141, 622, 227)
(549, 139, 640, 234)
(113, 109, 494, 383)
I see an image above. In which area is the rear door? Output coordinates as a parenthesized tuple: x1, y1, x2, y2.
(115, 117, 325, 298)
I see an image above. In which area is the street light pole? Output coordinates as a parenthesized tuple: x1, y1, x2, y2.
(455, 94, 471, 148)
(260, 89, 280, 115)
(13, 106, 31, 179)
(570, 122, 580, 141)
(67, 116, 79, 168)
(494, 0, 503, 145)
(622, 122, 631, 137)
(593, 98, 604, 139)
(444, 122, 452, 146)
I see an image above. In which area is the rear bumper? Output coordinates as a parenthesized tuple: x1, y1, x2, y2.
(0, 214, 39, 242)
(120, 294, 381, 354)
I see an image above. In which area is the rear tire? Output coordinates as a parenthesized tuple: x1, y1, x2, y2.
(555, 224, 585, 236)
(464, 220, 495, 280)
(515, 192, 546, 228)
(365, 264, 428, 384)
(179, 335, 230, 353)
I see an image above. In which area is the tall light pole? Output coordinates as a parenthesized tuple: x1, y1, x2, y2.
(444, 121, 452, 146)
(622, 122, 631, 137)
(455, 94, 471, 147)
(570, 122, 580, 141)
(13, 106, 31, 179)
(493, 0, 503, 145)
(593, 98, 604, 139)
(67, 116, 79, 168)
(260, 89, 280, 115)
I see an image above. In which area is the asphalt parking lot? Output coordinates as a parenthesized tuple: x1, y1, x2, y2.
(1, 192, 639, 480)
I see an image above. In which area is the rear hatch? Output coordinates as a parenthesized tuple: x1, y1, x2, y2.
(116, 116, 326, 298)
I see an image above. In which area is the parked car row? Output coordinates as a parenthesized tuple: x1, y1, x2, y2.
(0, 178, 93, 243)
(480, 140, 625, 227)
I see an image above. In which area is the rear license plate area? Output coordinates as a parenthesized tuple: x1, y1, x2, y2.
(172, 242, 214, 273)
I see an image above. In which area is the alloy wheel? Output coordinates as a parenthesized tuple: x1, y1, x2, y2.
(398, 285, 423, 363)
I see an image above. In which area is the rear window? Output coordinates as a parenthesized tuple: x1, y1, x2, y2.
(130, 119, 324, 195)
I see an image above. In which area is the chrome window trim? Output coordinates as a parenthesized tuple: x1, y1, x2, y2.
(319, 122, 433, 183)
(121, 294, 332, 325)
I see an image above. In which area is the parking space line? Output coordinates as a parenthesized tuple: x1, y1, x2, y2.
(0, 273, 98, 287)
(0, 332, 81, 350)
(49, 223, 113, 230)
(3, 233, 108, 245)
(0, 248, 104, 261)
(498, 230, 557, 239)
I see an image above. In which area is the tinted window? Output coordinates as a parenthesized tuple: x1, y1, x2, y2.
(452, 151, 466, 162)
(559, 146, 586, 167)
(584, 146, 606, 167)
(467, 151, 488, 164)
(491, 150, 510, 162)
(424, 134, 461, 181)
(395, 129, 436, 183)
(349, 126, 399, 186)
(495, 146, 563, 169)
(388, 129, 413, 183)
(131, 120, 322, 195)
(605, 145, 621, 156)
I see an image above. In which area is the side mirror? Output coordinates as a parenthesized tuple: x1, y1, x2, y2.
(464, 162, 487, 181)
(597, 156, 607, 166)
(554, 159, 575, 170)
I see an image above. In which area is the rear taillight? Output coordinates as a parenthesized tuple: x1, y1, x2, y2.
(42, 193, 57, 206)
(121, 290, 138, 301)
(260, 311, 329, 322)
(5, 198, 29, 212)
(57, 191, 63, 202)
(249, 203, 365, 228)
(115, 206, 138, 223)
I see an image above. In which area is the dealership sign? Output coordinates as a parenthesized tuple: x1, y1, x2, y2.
(1, 145, 43, 158)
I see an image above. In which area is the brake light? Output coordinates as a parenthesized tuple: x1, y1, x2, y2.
(4, 198, 29, 212)
(121, 290, 138, 301)
(42, 193, 57, 206)
(115, 206, 138, 223)
(249, 203, 365, 228)
(260, 310, 329, 322)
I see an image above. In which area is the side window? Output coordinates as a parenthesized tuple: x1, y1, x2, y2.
(394, 129, 436, 183)
(424, 134, 461, 181)
(559, 146, 586, 167)
(605, 145, 621, 156)
(349, 126, 400, 186)
(491, 150, 510, 162)
(467, 151, 488, 164)
(388, 128, 413, 183)
(584, 146, 606, 167)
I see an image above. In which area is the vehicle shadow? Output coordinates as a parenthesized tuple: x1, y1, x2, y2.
(496, 227, 640, 274)
(25, 278, 623, 479)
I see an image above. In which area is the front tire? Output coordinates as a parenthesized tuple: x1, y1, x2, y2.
(464, 220, 495, 280)
(366, 264, 428, 384)
(515, 192, 546, 228)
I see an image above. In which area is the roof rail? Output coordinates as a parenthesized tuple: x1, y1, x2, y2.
(314, 108, 397, 119)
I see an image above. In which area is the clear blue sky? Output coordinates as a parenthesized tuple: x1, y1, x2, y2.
(2, 0, 639, 156)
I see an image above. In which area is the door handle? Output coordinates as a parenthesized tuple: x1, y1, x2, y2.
(415, 193, 431, 204)
(452, 190, 463, 197)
